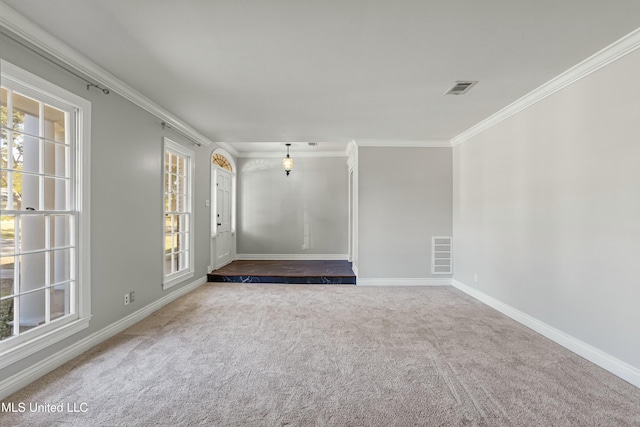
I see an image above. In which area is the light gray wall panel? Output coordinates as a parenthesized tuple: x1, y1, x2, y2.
(237, 156, 348, 255)
(358, 147, 452, 278)
(453, 48, 640, 370)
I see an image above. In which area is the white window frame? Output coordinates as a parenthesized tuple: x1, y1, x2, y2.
(163, 137, 194, 290)
(0, 60, 91, 370)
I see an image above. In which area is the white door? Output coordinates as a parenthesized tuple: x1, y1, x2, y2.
(215, 169, 232, 267)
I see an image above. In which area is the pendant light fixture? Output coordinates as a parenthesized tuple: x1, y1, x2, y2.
(282, 143, 293, 176)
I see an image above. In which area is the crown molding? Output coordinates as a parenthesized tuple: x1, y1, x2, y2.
(451, 26, 640, 146)
(211, 142, 240, 157)
(0, 1, 219, 149)
(236, 150, 347, 158)
(354, 139, 451, 148)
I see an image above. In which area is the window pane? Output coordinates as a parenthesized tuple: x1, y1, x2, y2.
(1, 132, 7, 208)
(175, 175, 185, 195)
(0, 171, 6, 209)
(171, 154, 179, 174)
(178, 157, 186, 176)
(1, 281, 13, 298)
(164, 214, 172, 234)
(2, 170, 26, 210)
(174, 195, 184, 212)
(15, 134, 38, 174)
(44, 176, 69, 210)
(175, 215, 186, 233)
(178, 251, 188, 271)
(19, 215, 46, 253)
(0, 187, 5, 212)
(1, 86, 7, 110)
(13, 92, 40, 124)
(19, 252, 47, 292)
(50, 249, 72, 285)
(50, 282, 70, 321)
(50, 215, 72, 248)
(171, 234, 179, 254)
(0, 135, 13, 209)
(1, 215, 16, 255)
(168, 172, 178, 193)
(179, 231, 189, 250)
(1, 256, 14, 298)
(18, 289, 46, 331)
(43, 141, 69, 178)
(164, 254, 172, 275)
(164, 215, 174, 233)
(165, 232, 174, 254)
(44, 104, 66, 144)
(168, 234, 178, 253)
(16, 171, 37, 210)
(0, 297, 15, 340)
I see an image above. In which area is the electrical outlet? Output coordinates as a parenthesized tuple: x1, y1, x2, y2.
(130, 291, 135, 303)
(124, 293, 130, 305)
(473, 274, 478, 283)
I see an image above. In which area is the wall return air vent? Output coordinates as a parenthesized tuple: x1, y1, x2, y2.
(432, 236, 452, 274)
(445, 81, 478, 95)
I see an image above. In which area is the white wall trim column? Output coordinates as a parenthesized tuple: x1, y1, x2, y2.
(347, 140, 358, 274)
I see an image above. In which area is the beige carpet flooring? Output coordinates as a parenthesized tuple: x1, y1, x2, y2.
(2, 283, 639, 426)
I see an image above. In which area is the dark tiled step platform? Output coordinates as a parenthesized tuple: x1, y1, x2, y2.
(207, 260, 356, 285)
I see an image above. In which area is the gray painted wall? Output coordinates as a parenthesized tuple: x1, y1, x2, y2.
(237, 156, 348, 255)
(357, 147, 452, 278)
(453, 48, 640, 370)
(0, 33, 215, 379)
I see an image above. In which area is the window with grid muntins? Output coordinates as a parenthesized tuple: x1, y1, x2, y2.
(163, 139, 194, 288)
(1, 73, 79, 344)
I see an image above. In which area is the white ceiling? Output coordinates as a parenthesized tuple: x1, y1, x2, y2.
(3, 1, 640, 155)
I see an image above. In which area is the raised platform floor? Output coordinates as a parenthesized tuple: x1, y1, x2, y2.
(207, 260, 356, 285)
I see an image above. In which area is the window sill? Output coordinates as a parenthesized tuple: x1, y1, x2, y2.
(0, 315, 92, 371)
(163, 271, 195, 290)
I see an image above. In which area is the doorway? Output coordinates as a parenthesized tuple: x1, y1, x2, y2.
(211, 150, 236, 270)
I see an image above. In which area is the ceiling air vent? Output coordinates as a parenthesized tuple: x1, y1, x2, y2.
(444, 81, 478, 95)
(308, 142, 318, 147)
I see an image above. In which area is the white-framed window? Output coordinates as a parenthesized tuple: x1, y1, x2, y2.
(0, 60, 91, 369)
(163, 138, 194, 289)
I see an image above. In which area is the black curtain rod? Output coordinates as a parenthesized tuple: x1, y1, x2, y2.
(161, 122, 202, 147)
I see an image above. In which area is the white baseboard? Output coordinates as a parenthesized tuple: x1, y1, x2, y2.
(358, 278, 452, 286)
(452, 279, 640, 389)
(236, 254, 349, 261)
(0, 276, 207, 400)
